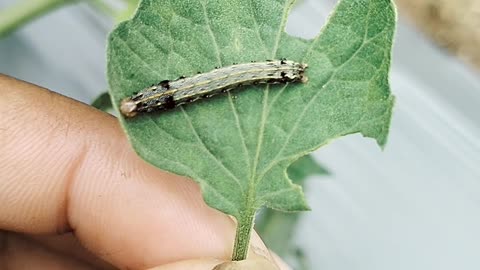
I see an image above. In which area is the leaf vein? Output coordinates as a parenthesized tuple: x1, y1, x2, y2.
(258, 187, 294, 201)
(248, 0, 269, 56)
(200, 0, 222, 65)
(250, 0, 296, 193)
(257, 1, 382, 183)
(228, 92, 252, 176)
(116, 36, 162, 77)
(153, 153, 240, 216)
(271, 0, 295, 58)
(145, 117, 196, 145)
(180, 107, 245, 195)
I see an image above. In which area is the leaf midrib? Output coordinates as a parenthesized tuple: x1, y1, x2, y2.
(248, 0, 297, 210)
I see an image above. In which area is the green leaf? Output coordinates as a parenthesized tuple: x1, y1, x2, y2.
(91, 92, 113, 111)
(0, 0, 74, 38)
(287, 154, 328, 184)
(256, 155, 327, 257)
(107, 0, 396, 259)
(91, 91, 118, 116)
(114, 0, 141, 23)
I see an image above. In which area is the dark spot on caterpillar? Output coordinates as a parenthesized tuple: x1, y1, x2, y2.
(233, 62, 238, 65)
(178, 75, 186, 80)
(280, 59, 287, 65)
(159, 80, 170, 89)
(214, 66, 219, 69)
(281, 71, 287, 78)
(197, 71, 202, 74)
(163, 95, 176, 109)
(267, 78, 282, 84)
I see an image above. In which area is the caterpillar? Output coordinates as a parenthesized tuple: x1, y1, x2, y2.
(120, 59, 308, 118)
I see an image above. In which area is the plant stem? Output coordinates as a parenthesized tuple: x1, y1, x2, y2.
(232, 207, 256, 261)
(86, 0, 116, 17)
(0, 0, 76, 38)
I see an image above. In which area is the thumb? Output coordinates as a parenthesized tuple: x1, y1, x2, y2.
(212, 258, 279, 270)
(147, 257, 279, 270)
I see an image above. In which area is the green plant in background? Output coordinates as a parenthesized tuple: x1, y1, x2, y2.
(256, 154, 328, 269)
(0, 0, 140, 37)
(91, 91, 116, 114)
(107, 0, 396, 261)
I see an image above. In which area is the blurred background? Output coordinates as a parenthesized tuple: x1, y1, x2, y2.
(1, 0, 479, 269)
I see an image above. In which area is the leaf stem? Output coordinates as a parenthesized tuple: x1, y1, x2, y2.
(0, 0, 76, 38)
(85, 0, 116, 17)
(232, 207, 256, 261)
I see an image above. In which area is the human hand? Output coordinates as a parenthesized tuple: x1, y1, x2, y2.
(0, 75, 290, 270)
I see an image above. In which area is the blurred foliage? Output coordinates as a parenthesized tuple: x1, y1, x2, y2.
(0, 0, 141, 37)
(91, 91, 115, 115)
(255, 155, 328, 269)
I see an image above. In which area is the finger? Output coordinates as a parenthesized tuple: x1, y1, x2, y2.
(270, 252, 292, 270)
(147, 256, 280, 270)
(0, 232, 99, 270)
(30, 234, 116, 270)
(147, 259, 223, 270)
(0, 75, 236, 269)
(211, 258, 278, 270)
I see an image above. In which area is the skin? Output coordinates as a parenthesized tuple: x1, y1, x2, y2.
(0, 75, 290, 270)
